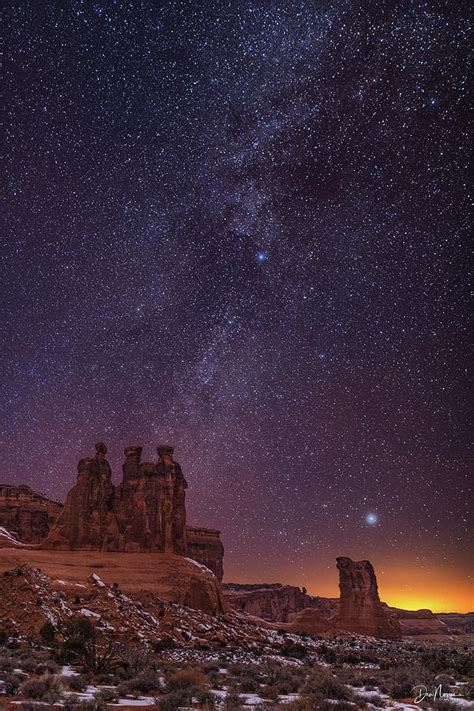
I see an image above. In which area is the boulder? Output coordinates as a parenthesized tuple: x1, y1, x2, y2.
(154, 555, 226, 614)
(335, 556, 402, 639)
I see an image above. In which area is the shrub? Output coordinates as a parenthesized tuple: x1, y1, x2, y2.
(2, 672, 23, 695)
(262, 683, 279, 700)
(66, 673, 89, 692)
(224, 692, 244, 709)
(20, 674, 62, 703)
(318, 644, 338, 664)
(280, 641, 308, 659)
(117, 644, 151, 674)
(39, 621, 56, 645)
(159, 690, 193, 710)
(95, 688, 119, 703)
(152, 636, 178, 651)
(261, 663, 303, 694)
(238, 675, 260, 693)
(118, 670, 163, 696)
(166, 667, 208, 692)
(388, 668, 432, 699)
(301, 668, 352, 701)
(0, 655, 14, 671)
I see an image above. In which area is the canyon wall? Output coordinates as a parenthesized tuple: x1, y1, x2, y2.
(0, 484, 63, 544)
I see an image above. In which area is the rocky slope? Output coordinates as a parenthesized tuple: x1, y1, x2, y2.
(0, 562, 279, 651)
(0, 484, 63, 544)
(0, 547, 224, 615)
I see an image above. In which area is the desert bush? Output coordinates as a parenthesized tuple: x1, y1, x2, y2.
(118, 669, 163, 695)
(157, 689, 216, 711)
(158, 689, 194, 710)
(33, 658, 59, 674)
(0, 655, 14, 671)
(284, 699, 321, 711)
(20, 674, 62, 702)
(223, 692, 244, 709)
(301, 667, 353, 701)
(117, 643, 151, 674)
(388, 667, 433, 699)
(166, 666, 208, 691)
(238, 674, 260, 693)
(318, 643, 338, 664)
(365, 694, 385, 707)
(65, 673, 89, 691)
(95, 687, 119, 703)
(228, 663, 260, 679)
(39, 621, 56, 645)
(262, 663, 303, 694)
(280, 641, 308, 659)
(1, 671, 23, 695)
(152, 635, 178, 651)
(261, 683, 279, 700)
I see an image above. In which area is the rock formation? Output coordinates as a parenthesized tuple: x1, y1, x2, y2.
(223, 582, 338, 622)
(335, 556, 402, 638)
(112, 445, 187, 554)
(187, 527, 224, 581)
(41, 443, 122, 551)
(40, 442, 222, 568)
(0, 484, 63, 544)
(0, 477, 224, 577)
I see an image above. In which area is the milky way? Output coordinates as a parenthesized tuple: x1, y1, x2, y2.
(2, 2, 471, 610)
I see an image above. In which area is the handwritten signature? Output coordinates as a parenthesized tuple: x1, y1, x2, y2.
(412, 684, 470, 703)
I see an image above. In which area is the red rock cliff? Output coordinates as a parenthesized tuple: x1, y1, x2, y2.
(187, 527, 224, 581)
(335, 556, 402, 639)
(0, 484, 63, 544)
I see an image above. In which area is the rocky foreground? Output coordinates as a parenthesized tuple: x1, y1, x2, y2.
(0, 561, 472, 710)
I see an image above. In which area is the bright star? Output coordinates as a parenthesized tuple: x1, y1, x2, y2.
(256, 251, 268, 263)
(365, 513, 378, 525)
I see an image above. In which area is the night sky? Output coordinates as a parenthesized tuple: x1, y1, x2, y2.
(2, 2, 471, 612)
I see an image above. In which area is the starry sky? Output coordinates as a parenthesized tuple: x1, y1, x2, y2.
(2, 1, 471, 612)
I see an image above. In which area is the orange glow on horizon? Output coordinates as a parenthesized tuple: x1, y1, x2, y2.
(225, 557, 473, 614)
